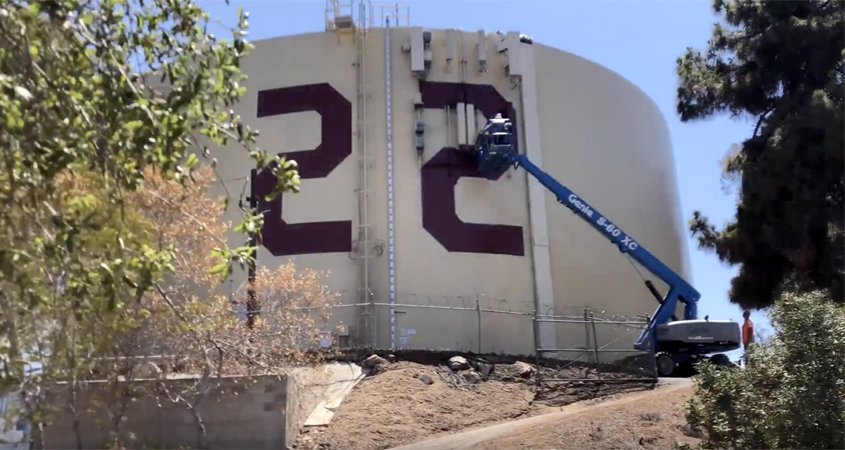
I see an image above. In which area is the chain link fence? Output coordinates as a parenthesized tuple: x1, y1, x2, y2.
(259, 291, 658, 385)
(533, 308, 657, 383)
(272, 291, 536, 356)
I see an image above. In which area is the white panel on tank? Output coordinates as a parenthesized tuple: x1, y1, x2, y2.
(504, 31, 524, 76)
(496, 33, 508, 53)
(515, 41, 556, 349)
(410, 27, 425, 74)
(445, 29, 455, 64)
(466, 103, 477, 141)
(456, 101, 467, 146)
(476, 29, 487, 67)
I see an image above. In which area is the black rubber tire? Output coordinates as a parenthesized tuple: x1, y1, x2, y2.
(709, 353, 732, 368)
(656, 353, 675, 377)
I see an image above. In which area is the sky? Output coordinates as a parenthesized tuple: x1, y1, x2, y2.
(199, 0, 775, 349)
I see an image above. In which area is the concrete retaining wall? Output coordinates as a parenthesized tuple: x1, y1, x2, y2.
(38, 374, 312, 449)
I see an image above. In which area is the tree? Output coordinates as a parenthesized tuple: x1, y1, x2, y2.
(0, 0, 301, 444)
(6, 167, 335, 449)
(685, 290, 845, 449)
(676, 0, 844, 308)
(60, 167, 336, 449)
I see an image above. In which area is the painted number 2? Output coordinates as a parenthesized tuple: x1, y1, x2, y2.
(251, 83, 353, 256)
(251, 81, 524, 257)
(419, 81, 525, 256)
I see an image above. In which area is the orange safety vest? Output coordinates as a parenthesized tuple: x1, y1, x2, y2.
(742, 319, 754, 348)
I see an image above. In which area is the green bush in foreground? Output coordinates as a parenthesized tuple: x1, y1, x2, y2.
(686, 290, 845, 449)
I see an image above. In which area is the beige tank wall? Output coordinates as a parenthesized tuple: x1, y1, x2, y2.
(209, 30, 388, 345)
(212, 28, 537, 354)
(208, 27, 691, 356)
(388, 28, 536, 354)
(532, 44, 691, 348)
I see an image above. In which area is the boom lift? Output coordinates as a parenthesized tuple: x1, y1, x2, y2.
(471, 115, 740, 376)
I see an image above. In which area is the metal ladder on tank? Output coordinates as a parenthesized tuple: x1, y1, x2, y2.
(353, 1, 379, 348)
(326, 1, 410, 349)
(327, 0, 380, 348)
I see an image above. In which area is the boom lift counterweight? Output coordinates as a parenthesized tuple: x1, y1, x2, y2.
(471, 115, 740, 376)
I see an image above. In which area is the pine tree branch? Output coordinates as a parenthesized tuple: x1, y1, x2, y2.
(753, 107, 774, 138)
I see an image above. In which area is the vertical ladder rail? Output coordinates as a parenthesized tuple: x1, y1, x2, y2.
(353, 0, 375, 347)
(384, 15, 396, 352)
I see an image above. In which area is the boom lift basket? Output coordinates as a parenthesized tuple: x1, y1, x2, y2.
(474, 114, 516, 174)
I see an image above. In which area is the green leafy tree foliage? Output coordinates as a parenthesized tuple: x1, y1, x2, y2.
(686, 290, 845, 449)
(0, 0, 299, 434)
(41, 168, 336, 449)
(677, 0, 844, 308)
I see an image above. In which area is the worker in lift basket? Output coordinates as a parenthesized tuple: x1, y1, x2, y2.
(741, 310, 754, 366)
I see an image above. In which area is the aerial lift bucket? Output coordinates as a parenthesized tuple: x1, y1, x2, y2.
(473, 114, 516, 174)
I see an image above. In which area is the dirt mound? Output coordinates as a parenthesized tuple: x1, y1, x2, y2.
(295, 354, 657, 450)
(296, 361, 534, 450)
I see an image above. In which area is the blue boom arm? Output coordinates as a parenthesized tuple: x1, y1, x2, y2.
(474, 116, 699, 351)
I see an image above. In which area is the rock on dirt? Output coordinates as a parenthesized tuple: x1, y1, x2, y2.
(512, 361, 536, 378)
(476, 360, 493, 377)
(461, 370, 482, 384)
(491, 361, 538, 382)
(448, 356, 470, 371)
(362, 354, 388, 371)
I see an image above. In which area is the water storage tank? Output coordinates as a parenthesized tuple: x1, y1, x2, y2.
(211, 19, 692, 357)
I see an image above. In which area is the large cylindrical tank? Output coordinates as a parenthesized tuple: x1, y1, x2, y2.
(212, 22, 692, 357)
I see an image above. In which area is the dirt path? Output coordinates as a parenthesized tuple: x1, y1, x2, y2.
(390, 378, 697, 450)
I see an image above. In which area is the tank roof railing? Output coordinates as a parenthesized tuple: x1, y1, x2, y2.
(325, 0, 410, 31)
(375, 2, 410, 28)
(325, 0, 356, 31)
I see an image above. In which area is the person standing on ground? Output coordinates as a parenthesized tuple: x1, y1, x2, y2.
(741, 310, 754, 365)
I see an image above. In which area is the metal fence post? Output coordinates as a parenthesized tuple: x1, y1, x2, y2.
(532, 309, 541, 389)
(583, 307, 591, 363)
(589, 310, 602, 381)
(475, 295, 482, 354)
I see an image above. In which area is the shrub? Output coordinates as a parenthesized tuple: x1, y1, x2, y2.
(685, 290, 845, 449)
